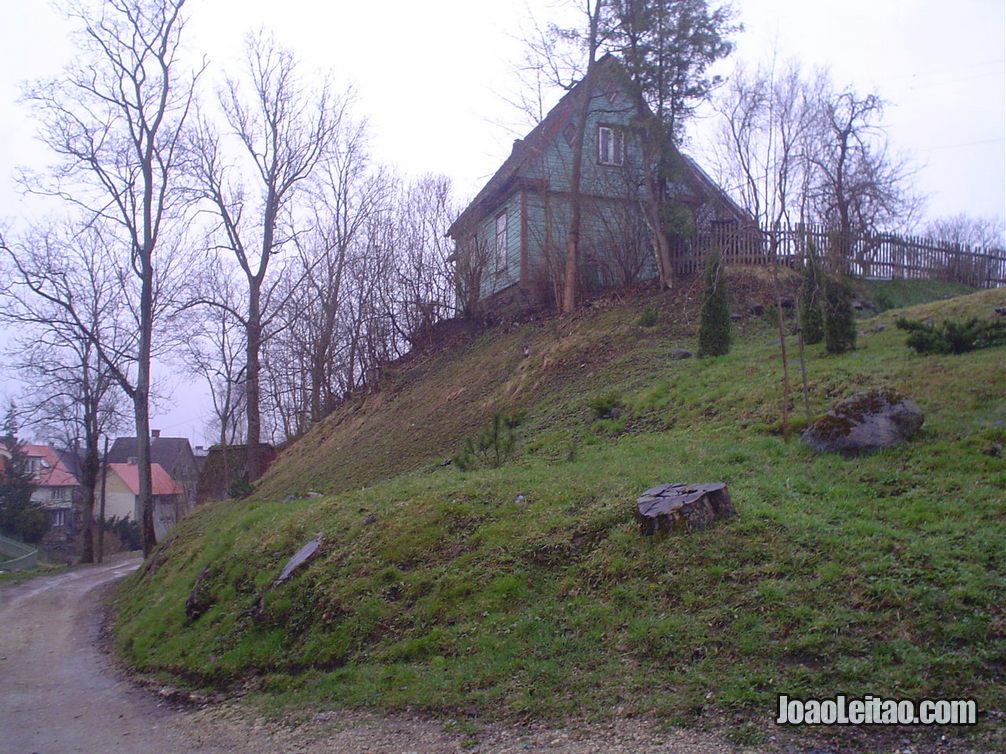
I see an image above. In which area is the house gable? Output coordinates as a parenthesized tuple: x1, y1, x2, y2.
(109, 435, 198, 505)
(450, 55, 748, 307)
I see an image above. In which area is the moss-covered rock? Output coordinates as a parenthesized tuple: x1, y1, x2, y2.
(802, 388, 924, 454)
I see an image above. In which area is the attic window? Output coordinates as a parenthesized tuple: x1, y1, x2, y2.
(562, 121, 577, 146)
(598, 125, 624, 166)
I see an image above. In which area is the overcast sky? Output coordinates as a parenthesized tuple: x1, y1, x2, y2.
(1, 0, 1004, 443)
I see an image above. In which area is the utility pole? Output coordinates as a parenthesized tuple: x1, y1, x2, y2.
(97, 436, 109, 563)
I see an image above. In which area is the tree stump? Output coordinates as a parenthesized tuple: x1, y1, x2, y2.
(635, 482, 735, 535)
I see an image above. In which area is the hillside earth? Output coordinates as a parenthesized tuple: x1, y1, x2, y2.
(113, 274, 1006, 752)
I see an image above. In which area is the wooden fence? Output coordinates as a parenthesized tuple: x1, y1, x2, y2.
(670, 224, 1006, 289)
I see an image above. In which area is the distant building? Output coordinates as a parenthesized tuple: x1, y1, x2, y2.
(196, 444, 278, 503)
(22, 443, 82, 542)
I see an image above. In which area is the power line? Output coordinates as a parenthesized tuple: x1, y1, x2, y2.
(922, 136, 1006, 152)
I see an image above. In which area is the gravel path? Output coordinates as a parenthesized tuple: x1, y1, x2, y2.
(0, 556, 768, 753)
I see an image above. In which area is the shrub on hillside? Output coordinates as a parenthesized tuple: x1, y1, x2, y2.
(454, 411, 524, 471)
(823, 274, 856, 354)
(229, 477, 254, 500)
(103, 516, 142, 551)
(637, 307, 659, 327)
(895, 317, 1006, 355)
(587, 391, 624, 419)
(697, 247, 730, 357)
(799, 243, 825, 344)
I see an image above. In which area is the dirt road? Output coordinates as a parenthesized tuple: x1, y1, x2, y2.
(0, 556, 203, 754)
(0, 558, 765, 754)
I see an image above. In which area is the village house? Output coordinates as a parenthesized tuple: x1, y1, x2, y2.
(107, 432, 199, 511)
(22, 443, 82, 542)
(448, 54, 747, 313)
(98, 459, 185, 543)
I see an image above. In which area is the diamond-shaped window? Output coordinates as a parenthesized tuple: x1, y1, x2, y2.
(563, 121, 576, 146)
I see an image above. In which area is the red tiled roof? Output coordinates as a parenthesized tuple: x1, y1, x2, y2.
(108, 462, 182, 496)
(23, 443, 79, 488)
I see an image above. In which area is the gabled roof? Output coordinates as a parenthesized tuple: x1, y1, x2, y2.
(448, 54, 634, 237)
(107, 462, 182, 497)
(676, 154, 752, 224)
(108, 436, 194, 472)
(22, 443, 79, 488)
(448, 54, 750, 236)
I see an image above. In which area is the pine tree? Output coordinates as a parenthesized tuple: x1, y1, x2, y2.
(698, 247, 731, 356)
(800, 242, 824, 345)
(823, 273, 857, 354)
(0, 406, 46, 543)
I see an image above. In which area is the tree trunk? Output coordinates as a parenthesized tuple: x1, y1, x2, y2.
(137, 244, 155, 557)
(135, 390, 155, 556)
(561, 2, 602, 314)
(97, 437, 108, 563)
(245, 284, 263, 482)
(644, 185, 674, 288)
(77, 441, 99, 564)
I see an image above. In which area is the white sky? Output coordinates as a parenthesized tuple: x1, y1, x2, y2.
(1, 0, 1004, 443)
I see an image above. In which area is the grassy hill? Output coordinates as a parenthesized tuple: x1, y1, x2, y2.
(114, 276, 1006, 749)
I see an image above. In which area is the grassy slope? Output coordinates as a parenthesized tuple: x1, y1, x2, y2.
(114, 281, 1006, 746)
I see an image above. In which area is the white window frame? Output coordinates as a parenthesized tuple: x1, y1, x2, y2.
(495, 211, 508, 273)
(52, 509, 66, 527)
(598, 125, 624, 166)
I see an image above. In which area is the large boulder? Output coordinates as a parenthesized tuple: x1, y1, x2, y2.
(802, 389, 924, 455)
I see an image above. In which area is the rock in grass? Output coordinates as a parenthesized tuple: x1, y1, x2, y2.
(671, 348, 692, 360)
(802, 389, 923, 455)
(273, 536, 322, 587)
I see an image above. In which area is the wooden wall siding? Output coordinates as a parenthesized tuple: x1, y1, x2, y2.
(669, 223, 1006, 289)
(519, 190, 529, 287)
(479, 193, 524, 299)
(522, 191, 656, 291)
(523, 89, 643, 199)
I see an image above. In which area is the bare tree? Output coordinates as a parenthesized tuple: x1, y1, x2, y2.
(808, 89, 923, 262)
(388, 175, 459, 346)
(711, 60, 820, 230)
(16, 0, 199, 555)
(184, 260, 247, 448)
(190, 32, 342, 480)
(294, 120, 391, 423)
(0, 223, 130, 562)
(925, 214, 1005, 250)
(452, 221, 494, 319)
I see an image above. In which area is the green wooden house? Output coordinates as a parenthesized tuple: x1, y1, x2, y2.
(448, 54, 748, 313)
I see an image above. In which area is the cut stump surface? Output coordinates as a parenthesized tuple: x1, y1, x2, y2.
(636, 482, 735, 535)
